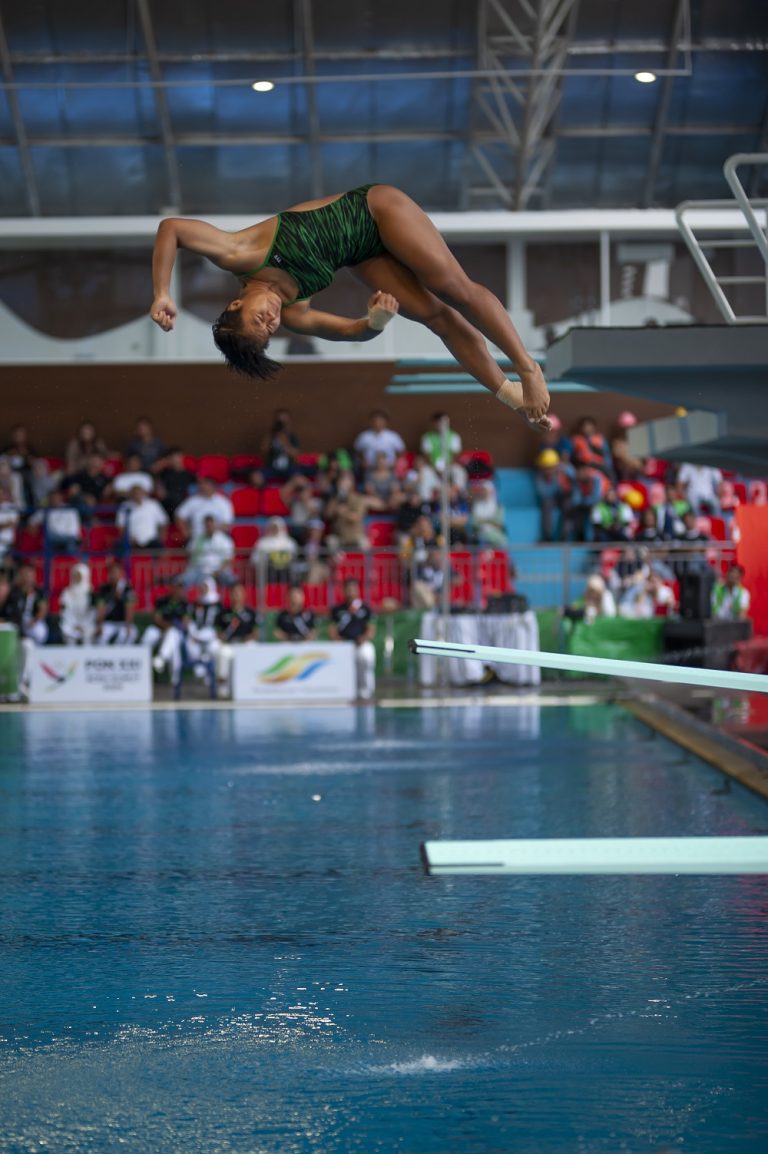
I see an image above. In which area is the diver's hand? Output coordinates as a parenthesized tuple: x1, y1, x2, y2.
(367, 290, 399, 331)
(150, 295, 177, 332)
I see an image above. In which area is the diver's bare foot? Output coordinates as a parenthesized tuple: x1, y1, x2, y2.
(518, 364, 551, 423)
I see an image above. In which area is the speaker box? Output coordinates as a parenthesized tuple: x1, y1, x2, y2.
(679, 570, 715, 620)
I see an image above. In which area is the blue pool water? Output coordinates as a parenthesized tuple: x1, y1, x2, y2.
(1, 702, 767, 1153)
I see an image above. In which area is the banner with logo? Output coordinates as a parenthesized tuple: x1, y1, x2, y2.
(232, 642, 356, 703)
(28, 646, 152, 704)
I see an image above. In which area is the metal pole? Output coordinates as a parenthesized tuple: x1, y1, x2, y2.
(438, 415, 452, 640)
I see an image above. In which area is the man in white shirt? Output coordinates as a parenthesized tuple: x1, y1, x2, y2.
(353, 410, 406, 469)
(711, 564, 751, 621)
(111, 453, 154, 497)
(677, 463, 723, 514)
(117, 485, 169, 548)
(184, 515, 236, 587)
(175, 476, 234, 541)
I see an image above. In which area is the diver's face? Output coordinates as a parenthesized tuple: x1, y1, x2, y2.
(227, 288, 282, 342)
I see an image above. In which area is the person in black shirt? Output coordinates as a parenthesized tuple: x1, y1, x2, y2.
(4, 563, 49, 694)
(141, 576, 189, 679)
(125, 417, 167, 472)
(211, 582, 260, 696)
(261, 409, 300, 483)
(93, 561, 138, 644)
(329, 577, 376, 700)
(153, 447, 196, 516)
(274, 586, 317, 641)
(64, 453, 113, 519)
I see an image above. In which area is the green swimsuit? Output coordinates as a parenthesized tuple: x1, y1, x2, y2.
(247, 185, 386, 300)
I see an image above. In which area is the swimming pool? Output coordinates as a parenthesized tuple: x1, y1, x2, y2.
(1, 702, 767, 1152)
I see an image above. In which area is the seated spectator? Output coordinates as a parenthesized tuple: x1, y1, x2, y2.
(364, 451, 401, 511)
(184, 514, 236, 587)
(153, 447, 196, 516)
(0, 571, 11, 622)
(251, 516, 298, 582)
(280, 475, 322, 544)
(112, 453, 154, 498)
(59, 562, 95, 645)
(262, 408, 300, 483)
(298, 520, 332, 585)
(611, 411, 644, 481)
(446, 483, 471, 545)
(711, 564, 750, 621)
(0, 457, 25, 508)
(175, 475, 234, 541)
(468, 481, 507, 548)
(211, 582, 259, 696)
(618, 571, 677, 619)
(654, 483, 690, 539)
(408, 453, 441, 504)
(419, 411, 460, 474)
(324, 472, 382, 551)
(634, 507, 663, 544)
(395, 482, 435, 542)
(355, 410, 405, 472)
(116, 485, 168, 549)
(92, 560, 138, 645)
(677, 462, 723, 515)
(564, 466, 607, 542)
(64, 452, 113, 517)
(141, 576, 189, 677)
(125, 416, 167, 471)
(400, 514, 439, 567)
(538, 412, 573, 464)
(410, 547, 447, 610)
(65, 420, 113, 476)
(29, 458, 59, 509)
(534, 448, 573, 543)
(316, 450, 354, 497)
(563, 573, 617, 625)
(571, 416, 614, 481)
(674, 509, 710, 546)
(180, 578, 221, 681)
(274, 585, 317, 641)
(4, 563, 49, 692)
(671, 510, 712, 577)
(328, 577, 376, 701)
(0, 483, 20, 566)
(30, 489, 83, 554)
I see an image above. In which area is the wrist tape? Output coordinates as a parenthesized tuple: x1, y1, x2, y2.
(367, 305, 394, 331)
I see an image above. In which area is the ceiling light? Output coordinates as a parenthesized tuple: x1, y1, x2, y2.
(634, 71, 657, 84)
(251, 80, 275, 93)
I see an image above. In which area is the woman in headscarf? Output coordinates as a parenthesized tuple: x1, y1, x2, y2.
(59, 562, 95, 645)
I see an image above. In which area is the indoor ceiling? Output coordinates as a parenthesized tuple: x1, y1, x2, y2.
(0, 0, 767, 218)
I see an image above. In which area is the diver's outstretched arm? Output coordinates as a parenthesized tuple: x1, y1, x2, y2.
(151, 218, 234, 331)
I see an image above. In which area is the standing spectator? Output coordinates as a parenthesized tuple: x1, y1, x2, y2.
(355, 410, 406, 471)
(111, 453, 154, 498)
(329, 577, 376, 701)
(711, 564, 750, 621)
(324, 472, 382, 550)
(212, 582, 259, 696)
(274, 586, 317, 641)
(571, 416, 614, 481)
(116, 485, 168, 549)
(92, 561, 138, 645)
(30, 489, 83, 554)
(262, 408, 300, 483)
(4, 564, 49, 692)
(184, 515, 236, 587)
(59, 562, 95, 645)
(175, 476, 234, 541)
(533, 448, 573, 542)
(677, 462, 723, 515)
(65, 420, 112, 476)
(0, 483, 20, 566)
(0, 458, 25, 508)
(251, 516, 298, 582)
(64, 453, 113, 518)
(1, 425, 36, 505)
(154, 448, 196, 516)
(419, 412, 460, 474)
(125, 417, 167, 472)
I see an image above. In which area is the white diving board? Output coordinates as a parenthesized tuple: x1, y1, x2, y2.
(421, 837, 768, 875)
(408, 638, 768, 695)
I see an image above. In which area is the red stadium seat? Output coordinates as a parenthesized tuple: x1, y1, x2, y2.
(733, 482, 749, 505)
(86, 524, 124, 551)
(15, 526, 43, 553)
(164, 524, 186, 548)
(229, 454, 263, 478)
(231, 487, 261, 517)
(368, 520, 396, 547)
(303, 583, 330, 613)
(197, 455, 230, 483)
(43, 456, 66, 473)
(231, 524, 260, 548)
(479, 549, 512, 599)
(459, 450, 494, 479)
(369, 551, 402, 608)
(261, 487, 290, 516)
(183, 455, 198, 474)
(749, 480, 767, 505)
(449, 550, 473, 607)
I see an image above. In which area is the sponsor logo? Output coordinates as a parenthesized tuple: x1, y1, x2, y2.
(258, 651, 330, 684)
(39, 659, 78, 691)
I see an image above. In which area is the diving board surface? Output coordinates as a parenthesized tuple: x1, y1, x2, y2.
(422, 837, 768, 875)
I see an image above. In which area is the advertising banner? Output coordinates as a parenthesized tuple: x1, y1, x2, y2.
(232, 642, 356, 703)
(27, 646, 152, 704)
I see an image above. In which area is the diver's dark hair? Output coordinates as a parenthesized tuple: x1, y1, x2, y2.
(212, 308, 282, 380)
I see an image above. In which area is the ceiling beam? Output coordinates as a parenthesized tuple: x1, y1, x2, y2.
(136, 0, 182, 211)
(643, 0, 688, 208)
(0, 9, 40, 216)
(295, 0, 323, 198)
